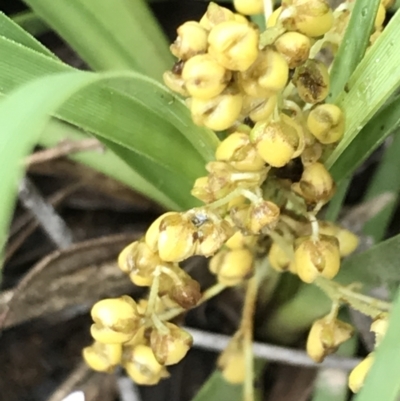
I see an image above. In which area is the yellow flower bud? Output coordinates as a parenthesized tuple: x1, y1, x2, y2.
(293, 162, 335, 205)
(90, 296, 139, 343)
(268, 242, 292, 272)
(307, 104, 345, 144)
(234, 0, 263, 15)
(239, 48, 289, 97)
(225, 230, 257, 249)
(294, 234, 340, 283)
(182, 54, 230, 100)
(163, 70, 189, 97)
(291, 0, 334, 37)
(215, 132, 266, 171)
(123, 344, 166, 385)
(301, 142, 323, 166)
(220, 348, 246, 383)
(208, 21, 259, 71)
(306, 316, 354, 363)
(267, 7, 282, 27)
(248, 200, 280, 233)
(293, 60, 330, 104)
(210, 248, 254, 286)
(83, 341, 122, 373)
(274, 32, 311, 68)
(375, 3, 386, 29)
(200, 3, 236, 30)
(191, 176, 216, 203)
(170, 21, 208, 60)
(251, 115, 301, 167)
(348, 353, 374, 393)
(150, 323, 193, 365)
(370, 314, 389, 346)
(319, 222, 359, 257)
(190, 87, 243, 131)
(242, 95, 277, 123)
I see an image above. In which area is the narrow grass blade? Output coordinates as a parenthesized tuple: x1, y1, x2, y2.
(326, 9, 400, 168)
(329, 95, 400, 182)
(362, 132, 400, 242)
(23, 0, 173, 77)
(327, 0, 381, 102)
(12, 10, 49, 37)
(0, 11, 54, 57)
(324, 178, 351, 222)
(353, 289, 400, 401)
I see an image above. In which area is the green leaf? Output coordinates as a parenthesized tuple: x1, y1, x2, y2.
(327, 0, 381, 102)
(326, 8, 400, 169)
(0, 36, 219, 209)
(362, 131, 400, 242)
(329, 95, 400, 182)
(12, 10, 49, 37)
(354, 288, 400, 401)
(0, 11, 54, 57)
(338, 234, 400, 291)
(23, 0, 173, 77)
(324, 178, 351, 222)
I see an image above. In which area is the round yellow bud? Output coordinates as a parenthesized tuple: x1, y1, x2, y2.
(274, 31, 311, 68)
(248, 200, 280, 233)
(307, 104, 345, 144)
(293, 60, 330, 104)
(292, 0, 334, 37)
(90, 296, 139, 343)
(170, 21, 208, 60)
(209, 248, 254, 286)
(294, 235, 340, 283)
(190, 88, 243, 131)
(375, 3, 386, 29)
(200, 3, 236, 30)
(234, 0, 263, 15)
(348, 353, 374, 393)
(225, 230, 256, 250)
(208, 21, 259, 71)
(124, 344, 165, 385)
(150, 323, 193, 365)
(182, 54, 230, 100)
(319, 222, 359, 257)
(242, 95, 277, 123)
(267, 7, 282, 27)
(215, 132, 266, 171)
(83, 342, 122, 373)
(268, 242, 291, 272)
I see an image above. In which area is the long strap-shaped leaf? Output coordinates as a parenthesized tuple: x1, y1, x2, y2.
(22, 0, 173, 78)
(326, 8, 400, 168)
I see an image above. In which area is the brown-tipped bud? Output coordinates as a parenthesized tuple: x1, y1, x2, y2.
(274, 31, 311, 68)
(209, 248, 254, 286)
(150, 323, 193, 365)
(170, 21, 208, 60)
(182, 54, 230, 100)
(290, 0, 334, 37)
(200, 3, 236, 30)
(292, 60, 330, 104)
(123, 344, 167, 385)
(248, 200, 280, 233)
(242, 95, 277, 123)
(301, 142, 323, 166)
(159, 264, 202, 309)
(83, 342, 122, 373)
(90, 296, 139, 344)
(238, 48, 289, 97)
(319, 221, 359, 257)
(234, 0, 263, 15)
(370, 314, 389, 346)
(208, 21, 259, 71)
(294, 234, 340, 283)
(118, 240, 163, 287)
(215, 132, 265, 171)
(190, 87, 243, 131)
(293, 162, 335, 205)
(251, 115, 301, 167)
(268, 242, 292, 272)
(307, 104, 345, 144)
(306, 316, 354, 363)
(163, 71, 189, 97)
(348, 353, 374, 393)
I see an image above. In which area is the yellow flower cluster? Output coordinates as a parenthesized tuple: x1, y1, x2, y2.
(83, 0, 392, 391)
